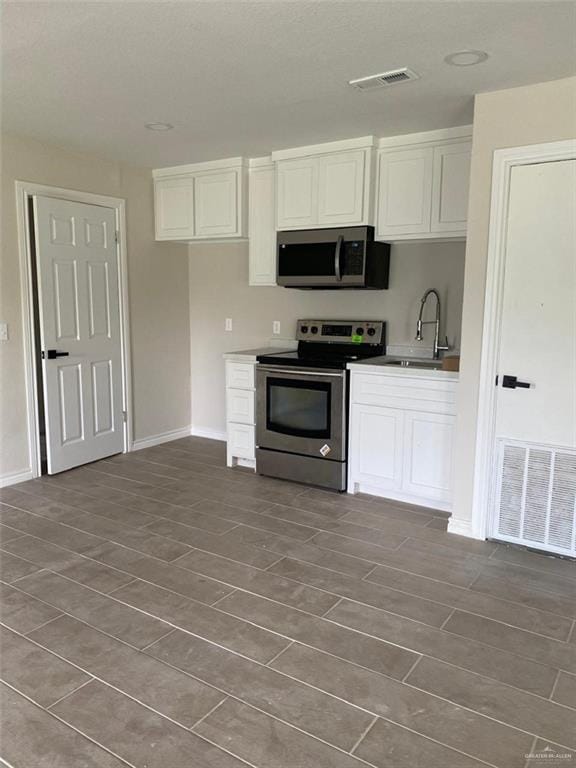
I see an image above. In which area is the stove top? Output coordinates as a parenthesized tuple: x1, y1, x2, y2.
(257, 319, 386, 370)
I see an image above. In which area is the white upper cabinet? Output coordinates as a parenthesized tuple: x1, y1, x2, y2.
(375, 128, 472, 241)
(272, 136, 375, 231)
(154, 177, 195, 240)
(194, 170, 238, 237)
(318, 150, 365, 226)
(430, 142, 472, 232)
(377, 147, 434, 237)
(248, 159, 276, 286)
(276, 157, 318, 229)
(153, 157, 247, 241)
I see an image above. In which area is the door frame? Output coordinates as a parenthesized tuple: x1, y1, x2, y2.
(15, 181, 133, 479)
(470, 139, 576, 540)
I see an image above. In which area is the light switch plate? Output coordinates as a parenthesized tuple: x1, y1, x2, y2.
(272, 321, 281, 335)
(0, 323, 8, 342)
(225, 318, 233, 332)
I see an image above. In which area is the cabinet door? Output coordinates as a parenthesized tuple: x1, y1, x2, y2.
(350, 404, 404, 491)
(194, 170, 238, 237)
(431, 142, 472, 233)
(154, 177, 195, 240)
(228, 423, 255, 460)
(376, 148, 433, 237)
(276, 158, 318, 229)
(402, 411, 455, 503)
(249, 165, 276, 286)
(226, 388, 255, 425)
(317, 150, 365, 226)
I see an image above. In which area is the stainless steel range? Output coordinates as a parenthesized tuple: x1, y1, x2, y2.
(256, 319, 386, 490)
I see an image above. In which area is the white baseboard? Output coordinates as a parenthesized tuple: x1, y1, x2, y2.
(190, 426, 227, 442)
(447, 517, 483, 540)
(0, 468, 35, 488)
(130, 426, 192, 452)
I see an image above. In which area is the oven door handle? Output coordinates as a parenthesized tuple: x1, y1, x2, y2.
(258, 367, 345, 378)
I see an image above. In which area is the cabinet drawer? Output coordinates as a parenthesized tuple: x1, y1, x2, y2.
(226, 388, 255, 425)
(226, 361, 255, 390)
(351, 373, 457, 414)
(227, 423, 255, 460)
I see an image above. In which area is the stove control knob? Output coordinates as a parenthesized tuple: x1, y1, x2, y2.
(367, 327, 376, 337)
(301, 325, 309, 334)
(310, 326, 318, 334)
(356, 327, 364, 336)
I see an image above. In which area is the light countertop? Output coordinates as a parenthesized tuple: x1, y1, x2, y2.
(347, 356, 459, 380)
(223, 347, 294, 362)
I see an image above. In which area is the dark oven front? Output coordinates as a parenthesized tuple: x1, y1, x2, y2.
(256, 366, 347, 461)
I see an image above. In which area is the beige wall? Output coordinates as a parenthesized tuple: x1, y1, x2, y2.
(189, 239, 465, 434)
(0, 133, 190, 479)
(452, 76, 576, 534)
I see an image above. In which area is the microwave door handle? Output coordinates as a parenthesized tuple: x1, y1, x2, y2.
(334, 235, 343, 281)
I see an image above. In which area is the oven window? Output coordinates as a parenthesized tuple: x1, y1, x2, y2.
(267, 378, 331, 438)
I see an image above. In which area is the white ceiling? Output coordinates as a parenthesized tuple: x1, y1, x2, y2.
(2, 1, 575, 167)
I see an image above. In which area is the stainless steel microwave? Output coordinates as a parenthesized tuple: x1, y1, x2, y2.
(276, 226, 390, 289)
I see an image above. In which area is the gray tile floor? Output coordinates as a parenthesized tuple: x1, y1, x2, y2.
(1, 436, 575, 768)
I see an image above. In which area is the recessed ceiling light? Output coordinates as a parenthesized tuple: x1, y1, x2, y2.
(145, 122, 174, 131)
(444, 50, 489, 67)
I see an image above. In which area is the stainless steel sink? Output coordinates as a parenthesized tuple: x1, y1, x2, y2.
(384, 359, 443, 370)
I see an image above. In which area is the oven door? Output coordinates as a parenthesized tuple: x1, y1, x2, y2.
(256, 366, 347, 461)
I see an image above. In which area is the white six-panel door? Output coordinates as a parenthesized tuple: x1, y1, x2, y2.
(33, 196, 124, 474)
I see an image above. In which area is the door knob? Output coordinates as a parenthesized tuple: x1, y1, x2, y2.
(501, 375, 531, 389)
(42, 350, 70, 359)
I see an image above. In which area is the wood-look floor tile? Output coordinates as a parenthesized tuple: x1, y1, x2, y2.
(268, 557, 452, 627)
(176, 549, 339, 616)
(13, 570, 170, 649)
(354, 717, 488, 768)
(0, 683, 129, 768)
(0, 625, 91, 707)
(2, 535, 135, 593)
(223, 525, 375, 578)
(82, 540, 233, 605)
(326, 598, 559, 697)
(407, 656, 576, 750)
(0, 549, 42, 583)
(271, 643, 532, 768)
(144, 518, 281, 569)
(51, 680, 248, 768)
(0, 582, 62, 634)
(365, 562, 573, 640)
(552, 672, 576, 709)
(192, 499, 316, 541)
(470, 571, 576, 619)
(194, 697, 367, 768)
(29, 615, 225, 728)
(112, 578, 289, 663)
(444, 610, 576, 674)
(490, 545, 576, 582)
(217, 589, 420, 679)
(146, 628, 373, 752)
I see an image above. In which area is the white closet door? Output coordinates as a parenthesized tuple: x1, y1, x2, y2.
(491, 159, 576, 555)
(34, 196, 124, 474)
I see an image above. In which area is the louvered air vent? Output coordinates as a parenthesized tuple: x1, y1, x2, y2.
(348, 68, 420, 91)
(494, 440, 576, 555)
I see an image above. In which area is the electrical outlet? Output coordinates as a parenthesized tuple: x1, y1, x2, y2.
(272, 320, 281, 335)
(0, 323, 8, 342)
(225, 318, 233, 332)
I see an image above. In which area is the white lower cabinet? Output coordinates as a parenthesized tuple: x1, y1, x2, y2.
(349, 370, 457, 511)
(225, 360, 256, 468)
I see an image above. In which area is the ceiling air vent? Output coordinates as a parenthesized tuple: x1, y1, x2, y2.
(348, 68, 420, 91)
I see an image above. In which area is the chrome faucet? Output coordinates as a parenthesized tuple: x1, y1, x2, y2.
(416, 289, 449, 359)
